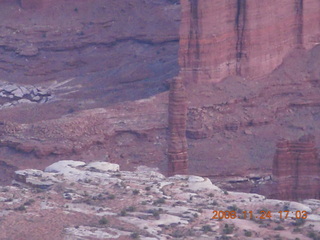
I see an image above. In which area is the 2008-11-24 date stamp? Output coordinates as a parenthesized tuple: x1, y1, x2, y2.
(212, 210, 308, 220)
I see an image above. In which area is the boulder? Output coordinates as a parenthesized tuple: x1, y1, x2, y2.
(288, 201, 312, 213)
(12, 88, 25, 98)
(85, 161, 120, 172)
(45, 160, 86, 173)
(3, 85, 18, 93)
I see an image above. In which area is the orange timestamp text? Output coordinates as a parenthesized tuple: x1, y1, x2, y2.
(212, 210, 308, 220)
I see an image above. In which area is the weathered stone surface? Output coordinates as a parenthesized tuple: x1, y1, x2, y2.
(44, 160, 86, 174)
(168, 76, 188, 176)
(4, 160, 320, 239)
(85, 162, 119, 172)
(271, 135, 320, 200)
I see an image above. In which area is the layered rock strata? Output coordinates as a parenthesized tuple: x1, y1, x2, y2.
(272, 135, 320, 200)
(179, 0, 320, 83)
(168, 76, 188, 175)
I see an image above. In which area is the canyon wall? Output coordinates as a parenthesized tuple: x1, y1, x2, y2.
(271, 135, 320, 200)
(0, 0, 180, 114)
(179, 0, 320, 84)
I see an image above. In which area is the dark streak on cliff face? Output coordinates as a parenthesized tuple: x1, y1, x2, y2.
(188, 0, 200, 82)
(235, 0, 247, 75)
(295, 0, 304, 46)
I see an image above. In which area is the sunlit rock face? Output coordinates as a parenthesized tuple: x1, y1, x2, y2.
(179, 0, 320, 84)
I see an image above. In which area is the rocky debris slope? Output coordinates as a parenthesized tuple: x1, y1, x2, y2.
(179, 0, 320, 83)
(0, 160, 318, 239)
(0, 81, 52, 108)
(271, 135, 320, 200)
(168, 76, 188, 175)
(0, 92, 169, 172)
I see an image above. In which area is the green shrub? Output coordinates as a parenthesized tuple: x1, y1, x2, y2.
(244, 230, 252, 237)
(120, 209, 127, 216)
(202, 225, 212, 233)
(227, 204, 238, 211)
(126, 206, 136, 212)
(14, 205, 26, 211)
(274, 225, 285, 230)
(293, 218, 305, 226)
(130, 232, 139, 239)
(132, 189, 139, 195)
(153, 197, 165, 205)
(107, 194, 115, 200)
(223, 224, 234, 234)
(99, 216, 108, 225)
(308, 231, 318, 240)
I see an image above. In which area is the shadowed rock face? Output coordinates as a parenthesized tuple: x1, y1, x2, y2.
(272, 135, 320, 200)
(168, 76, 188, 175)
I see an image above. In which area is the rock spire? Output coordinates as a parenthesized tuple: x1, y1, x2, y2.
(168, 76, 188, 176)
(272, 135, 320, 200)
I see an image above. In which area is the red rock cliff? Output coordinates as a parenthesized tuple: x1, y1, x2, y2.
(179, 0, 320, 83)
(272, 135, 320, 200)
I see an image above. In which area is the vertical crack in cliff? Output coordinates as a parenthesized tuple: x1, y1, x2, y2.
(235, 0, 247, 75)
(295, 0, 304, 47)
(168, 76, 188, 176)
(187, 0, 200, 81)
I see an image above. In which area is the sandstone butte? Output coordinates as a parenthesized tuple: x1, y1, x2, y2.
(0, 0, 319, 202)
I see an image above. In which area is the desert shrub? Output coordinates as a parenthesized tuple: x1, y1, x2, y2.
(132, 189, 139, 195)
(211, 200, 219, 206)
(308, 231, 319, 240)
(223, 224, 234, 234)
(130, 232, 139, 239)
(244, 230, 252, 237)
(99, 216, 108, 225)
(126, 206, 136, 212)
(14, 205, 26, 211)
(202, 225, 212, 233)
(107, 194, 115, 200)
(293, 218, 305, 226)
(24, 199, 35, 206)
(227, 204, 238, 211)
(120, 209, 127, 216)
(153, 197, 165, 205)
(274, 225, 285, 230)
